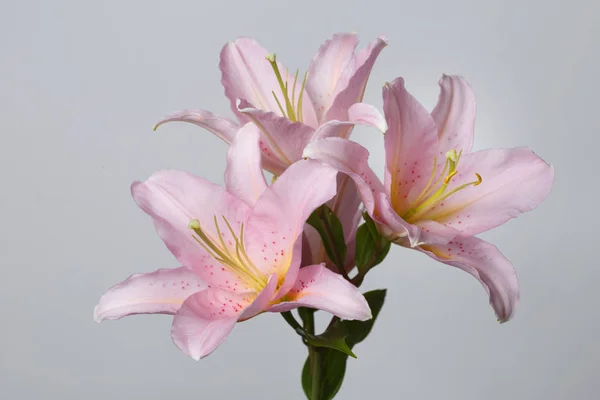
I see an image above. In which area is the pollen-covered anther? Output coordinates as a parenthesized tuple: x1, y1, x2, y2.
(443, 170, 458, 184)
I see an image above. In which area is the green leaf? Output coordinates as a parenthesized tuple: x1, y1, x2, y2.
(307, 205, 347, 269)
(305, 320, 356, 358)
(301, 349, 348, 400)
(300, 289, 388, 399)
(344, 289, 387, 345)
(354, 215, 391, 275)
(354, 223, 377, 272)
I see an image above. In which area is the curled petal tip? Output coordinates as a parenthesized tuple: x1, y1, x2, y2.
(377, 34, 389, 44)
(92, 305, 102, 323)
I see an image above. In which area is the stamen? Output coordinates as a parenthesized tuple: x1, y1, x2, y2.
(291, 69, 299, 112)
(429, 174, 483, 206)
(271, 91, 287, 118)
(410, 157, 438, 207)
(444, 170, 458, 184)
(188, 218, 267, 289)
(400, 148, 483, 223)
(297, 70, 308, 122)
(221, 216, 264, 280)
(266, 53, 296, 121)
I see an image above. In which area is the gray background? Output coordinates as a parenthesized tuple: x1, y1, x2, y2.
(1, 0, 598, 399)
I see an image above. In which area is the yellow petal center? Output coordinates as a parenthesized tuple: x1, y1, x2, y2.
(189, 216, 267, 292)
(400, 149, 482, 223)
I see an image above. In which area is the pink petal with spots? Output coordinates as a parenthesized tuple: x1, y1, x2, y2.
(383, 77, 439, 216)
(238, 99, 316, 168)
(239, 274, 278, 320)
(225, 122, 267, 206)
(306, 33, 359, 123)
(421, 147, 555, 236)
(131, 170, 252, 291)
(324, 35, 388, 123)
(244, 159, 338, 282)
(171, 274, 279, 360)
(153, 109, 239, 144)
(171, 287, 250, 360)
(303, 138, 385, 216)
(94, 267, 206, 323)
(272, 237, 304, 301)
(372, 191, 421, 247)
(419, 235, 519, 322)
(268, 264, 372, 321)
(431, 75, 476, 156)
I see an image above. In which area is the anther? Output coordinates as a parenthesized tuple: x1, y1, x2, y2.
(443, 170, 458, 184)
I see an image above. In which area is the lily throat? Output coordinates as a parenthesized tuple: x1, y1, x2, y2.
(397, 149, 482, 223)
(189, 216, 267, 291)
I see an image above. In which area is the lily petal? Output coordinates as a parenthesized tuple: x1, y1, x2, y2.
(131, 170, 252, 290)
(268, 264, 372, 321)
(220, 37, 286, 121)
(225, 122, 267, 206)
(303, 138, 385, 216)
(245, 160, 338, 284)
(373, 192, 430, 247)
(431, 75, 476, 156)
(324, 35, 388, 123)
(154, 109, 239, 144)
(348, 102, 387, 133)
(419, 235, 519, 322)
(421, 147, 555, 235)
(330, 174, 362, 245)
(171, 288, 248, 360)
(170, 274, 278, 360)
(94, 267, 206, 323)
(306, 33, 359, 122)
(383, 77, 439, 216)
(238, 99, 315, 168)
(239, 274, 278, 320)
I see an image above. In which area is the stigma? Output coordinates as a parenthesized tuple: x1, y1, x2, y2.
(266, 53, 307, 123)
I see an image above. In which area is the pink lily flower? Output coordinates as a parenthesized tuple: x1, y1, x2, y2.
(94, 124, 372, 360)
(304, 75, 555, 322)
(154, 33, 388, 176)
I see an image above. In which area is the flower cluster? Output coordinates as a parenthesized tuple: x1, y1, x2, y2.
(95, 32, 553, 381)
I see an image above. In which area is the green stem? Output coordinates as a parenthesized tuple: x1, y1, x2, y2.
(303, 309, 321, 400)
(309, 345, 321, 400)
(280, 311, 305, 337)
